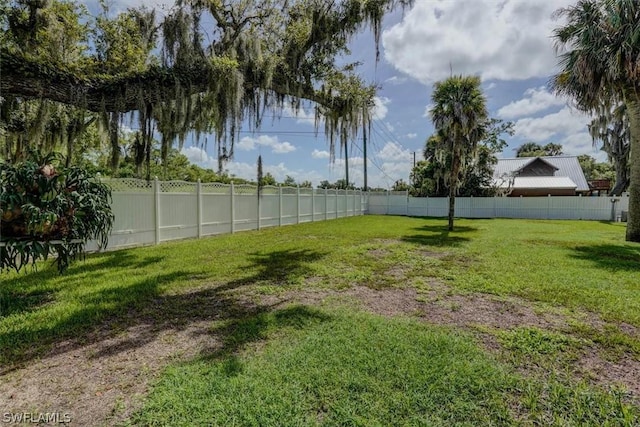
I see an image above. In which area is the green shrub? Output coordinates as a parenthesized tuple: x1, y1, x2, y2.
(0, 153, 113, 273)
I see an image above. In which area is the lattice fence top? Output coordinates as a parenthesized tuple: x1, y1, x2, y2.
(281, 187, 298, 195)
(234, 184, 258, 195)
(299, 188, 314, 196)
(160, 181, 197, 193)
(201, 182, 230, 194)
(259, 186, 279, 195)
(103, 178, 153, 192)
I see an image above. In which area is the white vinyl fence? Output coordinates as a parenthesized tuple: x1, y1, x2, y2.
(88, 179, 366, 251)
(367, 191, 630, 221)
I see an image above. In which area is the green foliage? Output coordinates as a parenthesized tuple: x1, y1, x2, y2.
(412, 118, 510, 197)
(589, 102, 630, 195)
(391, 178, 410, 191)
(516, 142, 564, 158)
(0, 152, 113, 273)
(318, 178, 355, 190)
(282, 175, 296, 187)
(259, 172, 276, 187)
(552, 0, 640, 241)
(1, 0, 411, 174)
(578, 155, 614, 181)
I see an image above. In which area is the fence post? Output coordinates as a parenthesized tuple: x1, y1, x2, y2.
(311, 188, 315, 222)
(257, 185, 261, 231)
(547, 194, 551, 220)
(324, 188, 328, 220)
(406, 190, 409, 216)
(197, 179, 202, 238)
(493, 196, 497, 218)
(278, 185, 283, 227)
(230, 182, 235, 234)
(154, 177, 160, 245)
(386, 190, 390, 215)
(336, 188, 339, 218)
(353, 190, 357, 216)
(296, 185, 301, 224)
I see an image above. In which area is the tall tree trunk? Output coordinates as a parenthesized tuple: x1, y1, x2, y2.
(609, 165, 629, 196)
(109, 112, 120, 173)
(448, 156, 460, 231)
(624, 94, 640, 242)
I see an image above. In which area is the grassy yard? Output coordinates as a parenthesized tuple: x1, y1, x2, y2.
(1, 216, 639, 426)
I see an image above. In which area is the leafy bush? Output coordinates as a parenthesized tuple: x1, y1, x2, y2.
(0, 153, 114, 273)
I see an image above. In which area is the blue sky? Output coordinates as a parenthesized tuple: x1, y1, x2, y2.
(102, 0, 603, 188)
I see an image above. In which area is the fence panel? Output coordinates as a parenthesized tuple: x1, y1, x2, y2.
(281, 187, 298, 225)
(371, 193, 627, 222)
(259, 189, 280, 229)
(313, 190, 327, 221)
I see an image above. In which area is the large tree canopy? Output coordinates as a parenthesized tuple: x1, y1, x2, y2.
(552, 0, 640, 242)
(0, 0, 411, 170)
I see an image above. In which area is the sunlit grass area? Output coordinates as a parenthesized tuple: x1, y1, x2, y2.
(1, 216, 639, 425)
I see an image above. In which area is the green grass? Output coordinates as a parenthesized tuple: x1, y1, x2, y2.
(128, 307, 636, 427)
(1, 216, 640, 424)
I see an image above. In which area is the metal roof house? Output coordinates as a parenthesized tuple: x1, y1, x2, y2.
(492, 156, 590, 196)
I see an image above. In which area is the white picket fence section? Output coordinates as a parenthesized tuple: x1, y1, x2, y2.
(367, 191, 630, 221)
(88, 178, 366, 251)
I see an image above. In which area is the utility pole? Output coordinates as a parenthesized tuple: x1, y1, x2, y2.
(363, 122, 368, 191)
(345, 141, 349, 187)
(413, 151, 416, 168)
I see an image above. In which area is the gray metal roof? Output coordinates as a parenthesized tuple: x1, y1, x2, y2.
(493, 156, 589, 191)
(497, 176, 577, 189)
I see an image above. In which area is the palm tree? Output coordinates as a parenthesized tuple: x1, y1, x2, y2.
(552, 0, 640, 241)
(430, 75, 488, 231)
(588, 102, 630, 196)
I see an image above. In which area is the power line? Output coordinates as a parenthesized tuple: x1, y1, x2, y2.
(350, 131, 395, 188)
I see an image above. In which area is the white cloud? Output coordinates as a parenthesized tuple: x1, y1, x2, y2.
(282, 103, 318, 126)
(377, 142, 412, 162)
(514, 107, 590, 142)
(423, 104, 433, 118)
(498, 87, 567, 119)
(334, 156, 365, 167)
(406, 133, 418, 139)
(372, 96, 391, 120)
(560, 131, 602, 158)
(384, 76, 408, 86)
(236, 135, 296, 154)
(226, 161, 325, 185)
(181, 146, 209, 164)
(271, 141, 297, 154)
(312, 149, 331, 159)
(382, 0, 574, 83)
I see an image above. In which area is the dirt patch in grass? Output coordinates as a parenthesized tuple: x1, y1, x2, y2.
(577, 351, 640, 399)
(367, 248, 390, 259)
(0, 288, 259, 427)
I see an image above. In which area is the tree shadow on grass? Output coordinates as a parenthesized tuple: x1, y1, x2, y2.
(216, 248, 326, 292)
(0, 251, 167, 320)
(401, 224, 475, 248)
(571, 244, 640, 272)
(0, 247, 327, 373)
